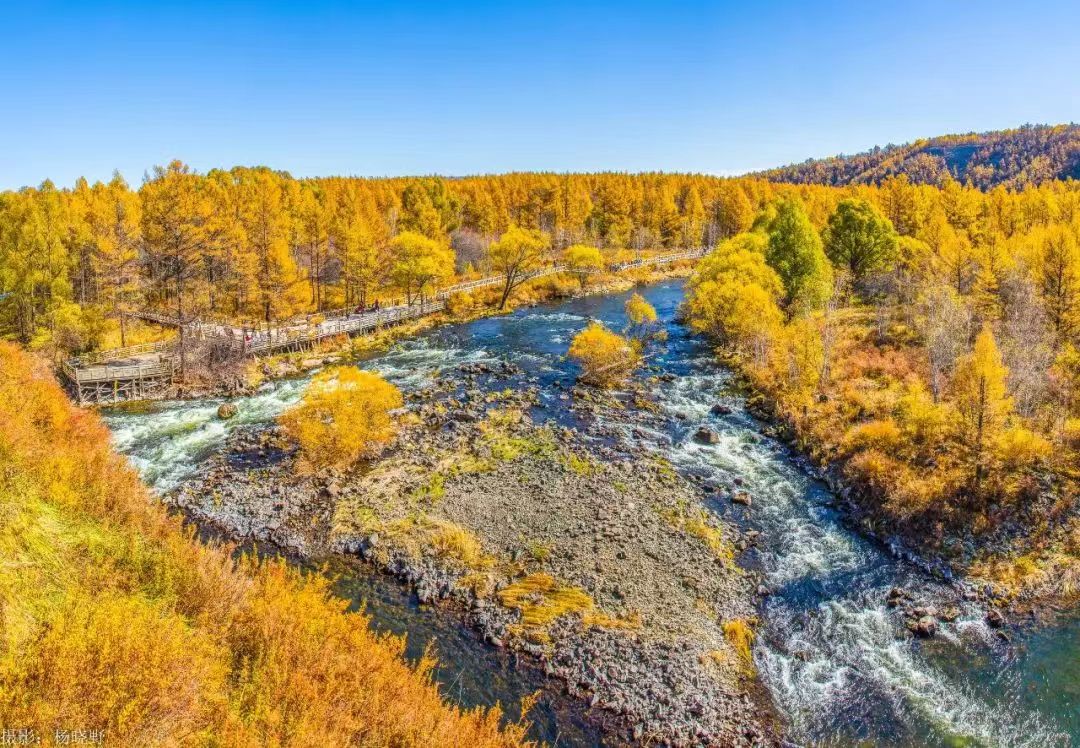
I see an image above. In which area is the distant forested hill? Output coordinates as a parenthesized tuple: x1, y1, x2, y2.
(760, 124, 1080, 189)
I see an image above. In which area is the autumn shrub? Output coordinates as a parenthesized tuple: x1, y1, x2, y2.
(894, 382, 952, 454)
(567, 321, 641, 387)
(562, 244, 604, 287)
(994, 427, 1052, 472)
(685, 277, 783, 364)
(280, 366, 403, 469)
(14, 594, 228, 742)
(0, 342, 527, 747)
(842, 419, 902, 454)
(1063, 418, 1080, 451)
(624, 292, 657, 326)
(444, 289, 476, 317)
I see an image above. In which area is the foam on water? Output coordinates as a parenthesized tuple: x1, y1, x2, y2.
(103, 280, 1074, 745)
(639, 358, 1069, 747)
(103, 337, 491, 491)
(106, 376, 310, 490)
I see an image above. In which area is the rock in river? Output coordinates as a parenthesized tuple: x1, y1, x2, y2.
(217, 402, 238, 419)
(908, 615, 937, 638)
(694, 426, 720, 444)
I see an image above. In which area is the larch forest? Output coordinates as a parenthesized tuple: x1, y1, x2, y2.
(3, 34, 1080, 745)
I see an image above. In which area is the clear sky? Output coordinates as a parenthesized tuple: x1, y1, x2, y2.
(3, 0, 1079, 190)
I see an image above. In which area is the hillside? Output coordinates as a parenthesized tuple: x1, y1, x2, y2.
(0, 341, 528, 746)
(759, 124, 1080, 189)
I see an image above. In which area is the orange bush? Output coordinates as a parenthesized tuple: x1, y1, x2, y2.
(567, 321, 640, 387)
(280, 367, 404, 469)
(0, 342, 528, 747)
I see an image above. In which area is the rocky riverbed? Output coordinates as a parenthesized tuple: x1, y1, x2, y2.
(170, 369, 778, 746)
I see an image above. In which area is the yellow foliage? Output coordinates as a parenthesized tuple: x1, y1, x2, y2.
(1063, 418, 1080, 451)
(685, 277, 783, 362)
(894, 381, 952, 450)
(445, 290, 476, 317)
(691, 233, 783, 298)
(1053, 344, 1080, 416)
(774, 315, 826, 394)
(567, 321, 641, 387)
(842, 419, 902, 454)
(562, 244, 604, 286)
(624, 292, 658, 327)
(279, 367, 403, 469)
(994, 427, 1052, 471)
(0, 342, 527, 746)
(951, 325, 1012, 447)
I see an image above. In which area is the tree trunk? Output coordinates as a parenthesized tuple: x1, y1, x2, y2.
(499, 270, 516, 310)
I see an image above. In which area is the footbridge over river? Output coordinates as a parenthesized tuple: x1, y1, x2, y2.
(62, 249, 705, 404)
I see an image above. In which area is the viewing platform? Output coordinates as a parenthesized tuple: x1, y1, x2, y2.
(62, 341, 177, 405)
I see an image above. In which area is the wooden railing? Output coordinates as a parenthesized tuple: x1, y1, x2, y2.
(66, 248, 708, 381)
(62, 357, 176, 384)
(127, 310, 196, 328)
(240, 299, 446, 354)
(73, 339, 174, 365)
(611, 248, 706, 271)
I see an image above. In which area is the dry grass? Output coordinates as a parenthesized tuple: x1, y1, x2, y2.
(0, 342, 528, 746)
(427, 521, 493, 570)
(722, 619, 756, 672)
(582, 610, 643, 631)
(497, 573, 594, 629)
(384, 514, 495, 572)
(658, 502, 736, 565)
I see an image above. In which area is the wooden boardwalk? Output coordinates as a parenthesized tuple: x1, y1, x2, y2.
(61, 248, 705, 404)
(63, 341, 177, 405)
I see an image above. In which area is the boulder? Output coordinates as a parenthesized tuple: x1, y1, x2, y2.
(731, 491, 752, 507)
(710, 403, 733, 416)
(986, 609, 1006, 628)
(908, 616, 937, 638)
(694, 427, 720, 444)
(217, 402, 238, 419)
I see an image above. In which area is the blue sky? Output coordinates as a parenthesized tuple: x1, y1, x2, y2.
(2, 1, 1078, 189)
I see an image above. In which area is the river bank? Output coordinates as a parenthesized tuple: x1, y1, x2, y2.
(163, 263, 698, 402)
(170, 373, 779, 745)
(717, 341, 1080, 626)
(104, 279, 1078, 746)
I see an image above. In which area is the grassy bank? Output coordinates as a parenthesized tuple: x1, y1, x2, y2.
(701, 301, 1080, 606)
(0, 341, 530, 746)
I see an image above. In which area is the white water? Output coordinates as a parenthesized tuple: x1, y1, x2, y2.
(612, 357, 1069, 747)
(106, 337, 499, 492)
(102, 282, 1073, 746)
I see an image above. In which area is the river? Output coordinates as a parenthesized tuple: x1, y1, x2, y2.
(103, 280, 1077, 747)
